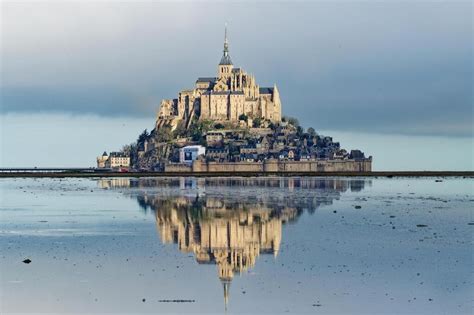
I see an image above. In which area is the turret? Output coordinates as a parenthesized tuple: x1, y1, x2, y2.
(272, 84, 282, 122)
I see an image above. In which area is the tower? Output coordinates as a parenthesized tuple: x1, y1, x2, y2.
(218, 25, 233, 78)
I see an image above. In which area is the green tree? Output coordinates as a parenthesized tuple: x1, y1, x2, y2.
(156, 126, 172, 142)
(138, 129, 149, 142)
(296, 126, 304, 137)
(122, 144, 132, 155)
(307, 127, 316, 137)
(173, 121, 187, 138)
(238, 114, 248, 122)
(252, 117, 262, 128)
(287, 117, 300, 127)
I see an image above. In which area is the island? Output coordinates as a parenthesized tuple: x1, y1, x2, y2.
(97, 27, 372, 173)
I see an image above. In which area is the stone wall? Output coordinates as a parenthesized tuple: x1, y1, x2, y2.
(165, 163, 192, 172)
(165, 159, 372, 173)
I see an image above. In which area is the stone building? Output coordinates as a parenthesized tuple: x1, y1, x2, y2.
(96, 151, 130, 169)
(96, 151, 109, 168)
(156, 27, 282, 130)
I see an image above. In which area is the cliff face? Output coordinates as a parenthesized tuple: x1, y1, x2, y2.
(134, 142, 173, 170)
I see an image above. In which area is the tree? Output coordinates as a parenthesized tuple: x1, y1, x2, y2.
(122, 144, 132, 155)
(156, 126, 172, 142)
(307, 127, 316, 137)
(296, 125, 304, 137)
(238, 114, 248, 122)
(252, 117, 262, 128)
(173, 121, 187, 138)
(138, 129, 149, 143)
(287, 117, 300, 127)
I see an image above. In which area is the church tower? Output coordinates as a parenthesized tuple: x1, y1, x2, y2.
(218, 25, 233, 78)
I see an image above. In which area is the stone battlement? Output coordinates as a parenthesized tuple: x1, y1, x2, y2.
(165, 159, 372, 173)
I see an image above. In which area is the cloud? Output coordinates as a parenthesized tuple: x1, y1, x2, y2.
(1, 1, 472, 137)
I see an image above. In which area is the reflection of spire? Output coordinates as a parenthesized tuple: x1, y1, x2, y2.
(222, 279, 231, 311)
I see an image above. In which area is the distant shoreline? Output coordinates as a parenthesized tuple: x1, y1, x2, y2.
(0, 171, 472, 178)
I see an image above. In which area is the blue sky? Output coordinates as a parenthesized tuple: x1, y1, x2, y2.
(0, 1, 473, 169)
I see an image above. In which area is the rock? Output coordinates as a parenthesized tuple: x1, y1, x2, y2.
(22, 259, 32, 264)
(354, 205, 362, 209)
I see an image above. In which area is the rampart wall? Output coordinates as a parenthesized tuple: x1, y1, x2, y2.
(164, 159, 372, 173)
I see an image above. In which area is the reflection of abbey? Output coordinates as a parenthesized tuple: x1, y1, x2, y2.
(98, 177, 369, 309)
(152, 196, 293, 308)
(156, 27, 281, 129)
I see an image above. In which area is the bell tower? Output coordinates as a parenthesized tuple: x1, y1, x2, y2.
(218, 25, 233, 78)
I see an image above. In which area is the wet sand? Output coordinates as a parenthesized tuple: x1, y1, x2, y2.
(0, 170, 473, 178)
(1, 177, 472, 314)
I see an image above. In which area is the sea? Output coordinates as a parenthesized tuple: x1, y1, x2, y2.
(0, 177, 472, 314)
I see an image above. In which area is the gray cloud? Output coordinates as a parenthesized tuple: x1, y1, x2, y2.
(1, 1, 472, 136)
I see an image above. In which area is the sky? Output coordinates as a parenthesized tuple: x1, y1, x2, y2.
(0, 0, 473, 169)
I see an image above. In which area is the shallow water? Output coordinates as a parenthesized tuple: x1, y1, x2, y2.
(0, 177, 472, 314)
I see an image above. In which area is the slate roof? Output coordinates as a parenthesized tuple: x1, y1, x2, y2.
(259, 87, 274, 94)
(219, 54, 233, 65)
(109, 152, 128, 158)
(196, 77, 217, 83)
(202, 90, 244, 95)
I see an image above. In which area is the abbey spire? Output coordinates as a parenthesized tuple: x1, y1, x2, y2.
(219, 24, 233, 66)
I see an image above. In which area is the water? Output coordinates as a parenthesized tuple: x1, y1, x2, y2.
(0, 177, 472, 314)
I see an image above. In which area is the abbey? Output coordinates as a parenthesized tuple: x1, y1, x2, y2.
(156, 28, 282, 129)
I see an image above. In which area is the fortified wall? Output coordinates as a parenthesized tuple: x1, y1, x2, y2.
(165, 159, 372, 173)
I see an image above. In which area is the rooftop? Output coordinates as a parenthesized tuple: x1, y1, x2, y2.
(196, 77, 217, 83)
(259, 87, 274, 94)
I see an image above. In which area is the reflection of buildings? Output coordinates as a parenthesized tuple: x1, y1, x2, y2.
(96, 178, 131, 189)
(98, 177, 368, 309)
(150, 195, 293, 309)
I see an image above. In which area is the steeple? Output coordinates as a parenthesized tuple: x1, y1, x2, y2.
(219, 24, 233, 66)
(222, 279, 231, 311)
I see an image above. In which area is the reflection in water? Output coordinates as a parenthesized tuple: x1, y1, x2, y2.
(98, 177, 368, 309)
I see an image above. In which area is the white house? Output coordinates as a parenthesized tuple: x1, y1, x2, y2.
(179, 145, 206, 164)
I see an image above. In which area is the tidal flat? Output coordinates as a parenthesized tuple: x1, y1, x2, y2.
(0, 177, 472, 314)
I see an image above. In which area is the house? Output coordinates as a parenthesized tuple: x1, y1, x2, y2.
(206, 147, 229, 161)
(256, 136, 271, 154)
(97, 151, 130, 169)
(205, 131, 224, 146)
(350, 150, 366, 160)
(107, 152, 130, 169)
(240, 145, 257, 155)
(333, 149, 348, 160)
(240, 153, 257, 162)
(179, 145, 206, 164)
